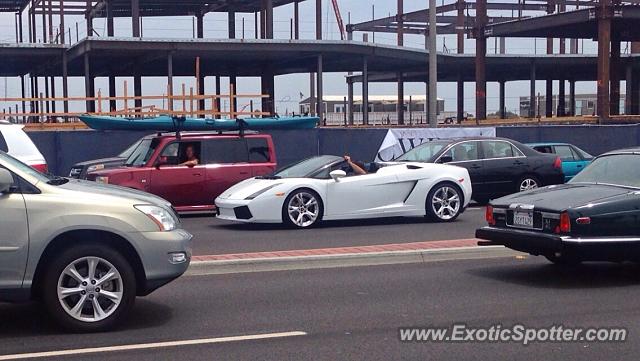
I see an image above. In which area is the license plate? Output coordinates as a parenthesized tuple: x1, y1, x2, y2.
(513, 211, 534, 228)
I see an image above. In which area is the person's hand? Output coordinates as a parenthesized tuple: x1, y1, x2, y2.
(343, 155, 352, 163)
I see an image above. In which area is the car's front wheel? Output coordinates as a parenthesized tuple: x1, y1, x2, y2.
(282, 189, 323, 228)
(426, 183, 462, 222)
(42, 243, 136, 332)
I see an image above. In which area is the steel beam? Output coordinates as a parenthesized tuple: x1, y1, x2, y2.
(530, 60, 536, 118)
(83, 53, 94, 112)
(316, 54, 323, 124)
(347, 77, 354, 125)
(499, 80, 506, 119)
(106, 0, 114, 36)
(197, 13, 204, 38)
(545, 79, 553, 117)
(632, 69, 640, 115)
(316, 0, 321, 40)
(132, 0, 140, 37)
(167, 52, 173, 111)
(362, 57, 369, 125)
(134, 73, 142, 110)
(264, 0, 273, 39)
(569, 79, 576, 116)
(610, 33, 620, 115)
(558, 79, 566, 116)
(294, 1, 299, 39)
(596, 5, 611, 121)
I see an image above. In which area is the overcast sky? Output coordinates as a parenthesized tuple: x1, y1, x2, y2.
(0, 0, 617, 117)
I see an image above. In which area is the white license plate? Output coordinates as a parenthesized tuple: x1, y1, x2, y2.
(513, 212, 534, 228)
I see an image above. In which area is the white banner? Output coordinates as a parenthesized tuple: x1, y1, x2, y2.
(375, 127, 497, 161)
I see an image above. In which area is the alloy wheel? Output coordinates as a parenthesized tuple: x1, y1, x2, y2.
(287, 191, 320, 227)
(57, 256, 123, 323)
(431, 186, 461, 221)
(519, 178, 539, 192)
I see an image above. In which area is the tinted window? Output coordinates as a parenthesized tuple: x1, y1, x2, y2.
(483, 141, 518, 159)
(534, 146, 553, 154)
(395, 141, 449, 162)
(442, 142, 479, 162)
(202, 139, 248, 164)
(554, 145, 576, 161)
(247, 138, 270, 163)
(125, 138, 157, 166)
(0, 132, 7, 152)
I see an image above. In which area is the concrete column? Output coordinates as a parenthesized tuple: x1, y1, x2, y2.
(475, 0, 487, 122)
(264, 0, 273, 39)
(397, 0, 404, 125)
(558, 79, 566, 117)
(196, 13, 204, 38)
(85, 0, 93, 37)
(597, 16, 611, 121)
(316, 55, 324, 124)
(132, 0, 140, 37)
(569, 80, 576, 116)
(294, 1, 300, 39)
(545, 79, 553, 117)
(347, 78, 354, 125)
(499, 80, 506, 119)
(109, 76, 116, 111)
(316, 0, 322, 40)
(228, 11, 236, 39)
(134, 74, 142, 110)
(530, 61, 536, 118)
(457, 77, 464, 122)
(632, 69, 640, 115)
(397, 73, 404, 125)
(106, 0, 114, 36)
(610, 34, 620, 115)
(215, 76, 221, 119)
(20, 75, 26, 122)
(261, 70, 275, 116)
(229, 73, 237, 116)
(62, 52, 69, 117)
(362, 57, 369, 125)
(83, 53, 94, 112)
(167, 53, 174, 111)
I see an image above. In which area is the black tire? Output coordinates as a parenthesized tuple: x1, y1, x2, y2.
(282, 189, 323, 229)
(42, 243, 136, 332)
(544, 253, 580, 266)
(426, 182, 463, 222)
(517, 175, 541, 193)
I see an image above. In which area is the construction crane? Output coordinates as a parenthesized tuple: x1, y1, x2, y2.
(330, 0, 346, 40)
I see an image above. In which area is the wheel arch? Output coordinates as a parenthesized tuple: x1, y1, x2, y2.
(31, 229, 147, 299)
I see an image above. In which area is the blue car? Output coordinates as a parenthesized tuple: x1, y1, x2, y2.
(526, 142, 593, 182)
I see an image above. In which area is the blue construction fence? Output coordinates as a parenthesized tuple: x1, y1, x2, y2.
(26, 124, 640, 176)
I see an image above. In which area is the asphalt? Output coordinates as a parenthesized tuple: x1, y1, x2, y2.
(3, 257, 640, 360)
(182, 207, 486, 255)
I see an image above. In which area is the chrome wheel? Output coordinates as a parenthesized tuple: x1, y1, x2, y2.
(519, 178, 539, 192)
(287, 191, 320, 228)
(57, 256, 123, 323)
(431, 185, 461, 221)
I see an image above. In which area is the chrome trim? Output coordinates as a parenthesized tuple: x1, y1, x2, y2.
(540, 212, 560, 219)
(509, 203, 534, 210)
(493, 208, 507, 214)
(561, 236, 640, 244)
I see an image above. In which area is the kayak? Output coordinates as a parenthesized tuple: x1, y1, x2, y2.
(78, 115, 319, 131)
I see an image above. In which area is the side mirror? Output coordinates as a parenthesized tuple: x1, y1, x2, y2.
(330, 170, 347, 182)
(0, 168, 14, 194)
(439, 155, 453, 164)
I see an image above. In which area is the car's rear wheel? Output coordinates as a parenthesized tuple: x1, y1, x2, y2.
(282, 189, 323, 228)
(518, 175, 540, 192)
(426, 183, 462, 222)
(42, 243, 136, 332)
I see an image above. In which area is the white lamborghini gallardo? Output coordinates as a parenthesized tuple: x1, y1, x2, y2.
(215, 155, 472, 228)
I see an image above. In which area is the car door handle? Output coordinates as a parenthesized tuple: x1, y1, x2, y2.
(513, 160, 524, 165)
(193, 173, 202, 177)
(469, 164, 481, 169)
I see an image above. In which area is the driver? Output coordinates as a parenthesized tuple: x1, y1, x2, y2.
(343, 155, 368, 175)
(179, 144, 200, 167)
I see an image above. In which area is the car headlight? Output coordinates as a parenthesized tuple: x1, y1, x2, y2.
(95, 176, 109, 184)
(87, 164, 105, 173)
(134, 205, 178, 231)
(245, 183, 281, 200)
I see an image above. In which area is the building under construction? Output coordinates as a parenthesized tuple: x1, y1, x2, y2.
(0, 0, 639, 125)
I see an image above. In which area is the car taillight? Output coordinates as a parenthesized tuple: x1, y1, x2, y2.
(553, 157, 562, 170)
(555, 212, 571, 233)
(31, 163, 48, 173)
(486, 205, 496, 226)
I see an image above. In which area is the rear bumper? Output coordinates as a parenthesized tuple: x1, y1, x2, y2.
(476, 226, 640, 260)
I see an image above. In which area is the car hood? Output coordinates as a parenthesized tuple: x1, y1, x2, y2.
(56, 178, 172, 208)
(491, 183, 635, 211)
(217, 177, 288, 200)
(73, 157, 126, 167)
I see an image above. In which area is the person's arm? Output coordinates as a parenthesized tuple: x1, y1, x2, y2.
(180, 158, 199, 167)
(343, 155, 367, 175)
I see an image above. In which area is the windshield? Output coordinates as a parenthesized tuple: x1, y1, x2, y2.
(569, 154, 640, 188)
(0, 150, 52, 183)
(118, 139, 144, 158)
(124, 138, 158, 167)
(395, 141, 449, 162)
(274, 155, 342, 178)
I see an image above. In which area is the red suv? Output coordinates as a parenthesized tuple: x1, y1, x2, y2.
(87, 133, 276, 212)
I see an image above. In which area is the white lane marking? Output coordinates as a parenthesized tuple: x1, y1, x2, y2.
(0, 331, 307, 360)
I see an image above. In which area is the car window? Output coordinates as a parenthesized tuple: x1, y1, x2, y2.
(0, 131, 7, 152)
(158, 142, 181, 165)
(483, 141, 518, 159)
(534, 146, 553, 154)
(247, 138, 270, 163)
(442, 142, 479, 162)
(570, 154, 640, 188)
(395, 141, 449, 162)
(125, 138, 158, 167)
(554, 145, 576, 161)
(202, 139, 248, 164)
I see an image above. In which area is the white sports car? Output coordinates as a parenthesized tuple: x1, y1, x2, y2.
(215, 155, 472, 228)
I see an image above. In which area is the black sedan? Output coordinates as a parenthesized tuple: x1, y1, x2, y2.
(476, 148, 640, 264)
(68, 138, 142, 179)
(396, 137, 564, 203)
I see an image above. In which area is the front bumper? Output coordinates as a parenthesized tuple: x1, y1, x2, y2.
(130, 228, 193, 296)
(215, 197, 283, 224)
(476, 226, 640, 260)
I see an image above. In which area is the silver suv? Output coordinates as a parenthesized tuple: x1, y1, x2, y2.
(0, 151, 192, 332)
